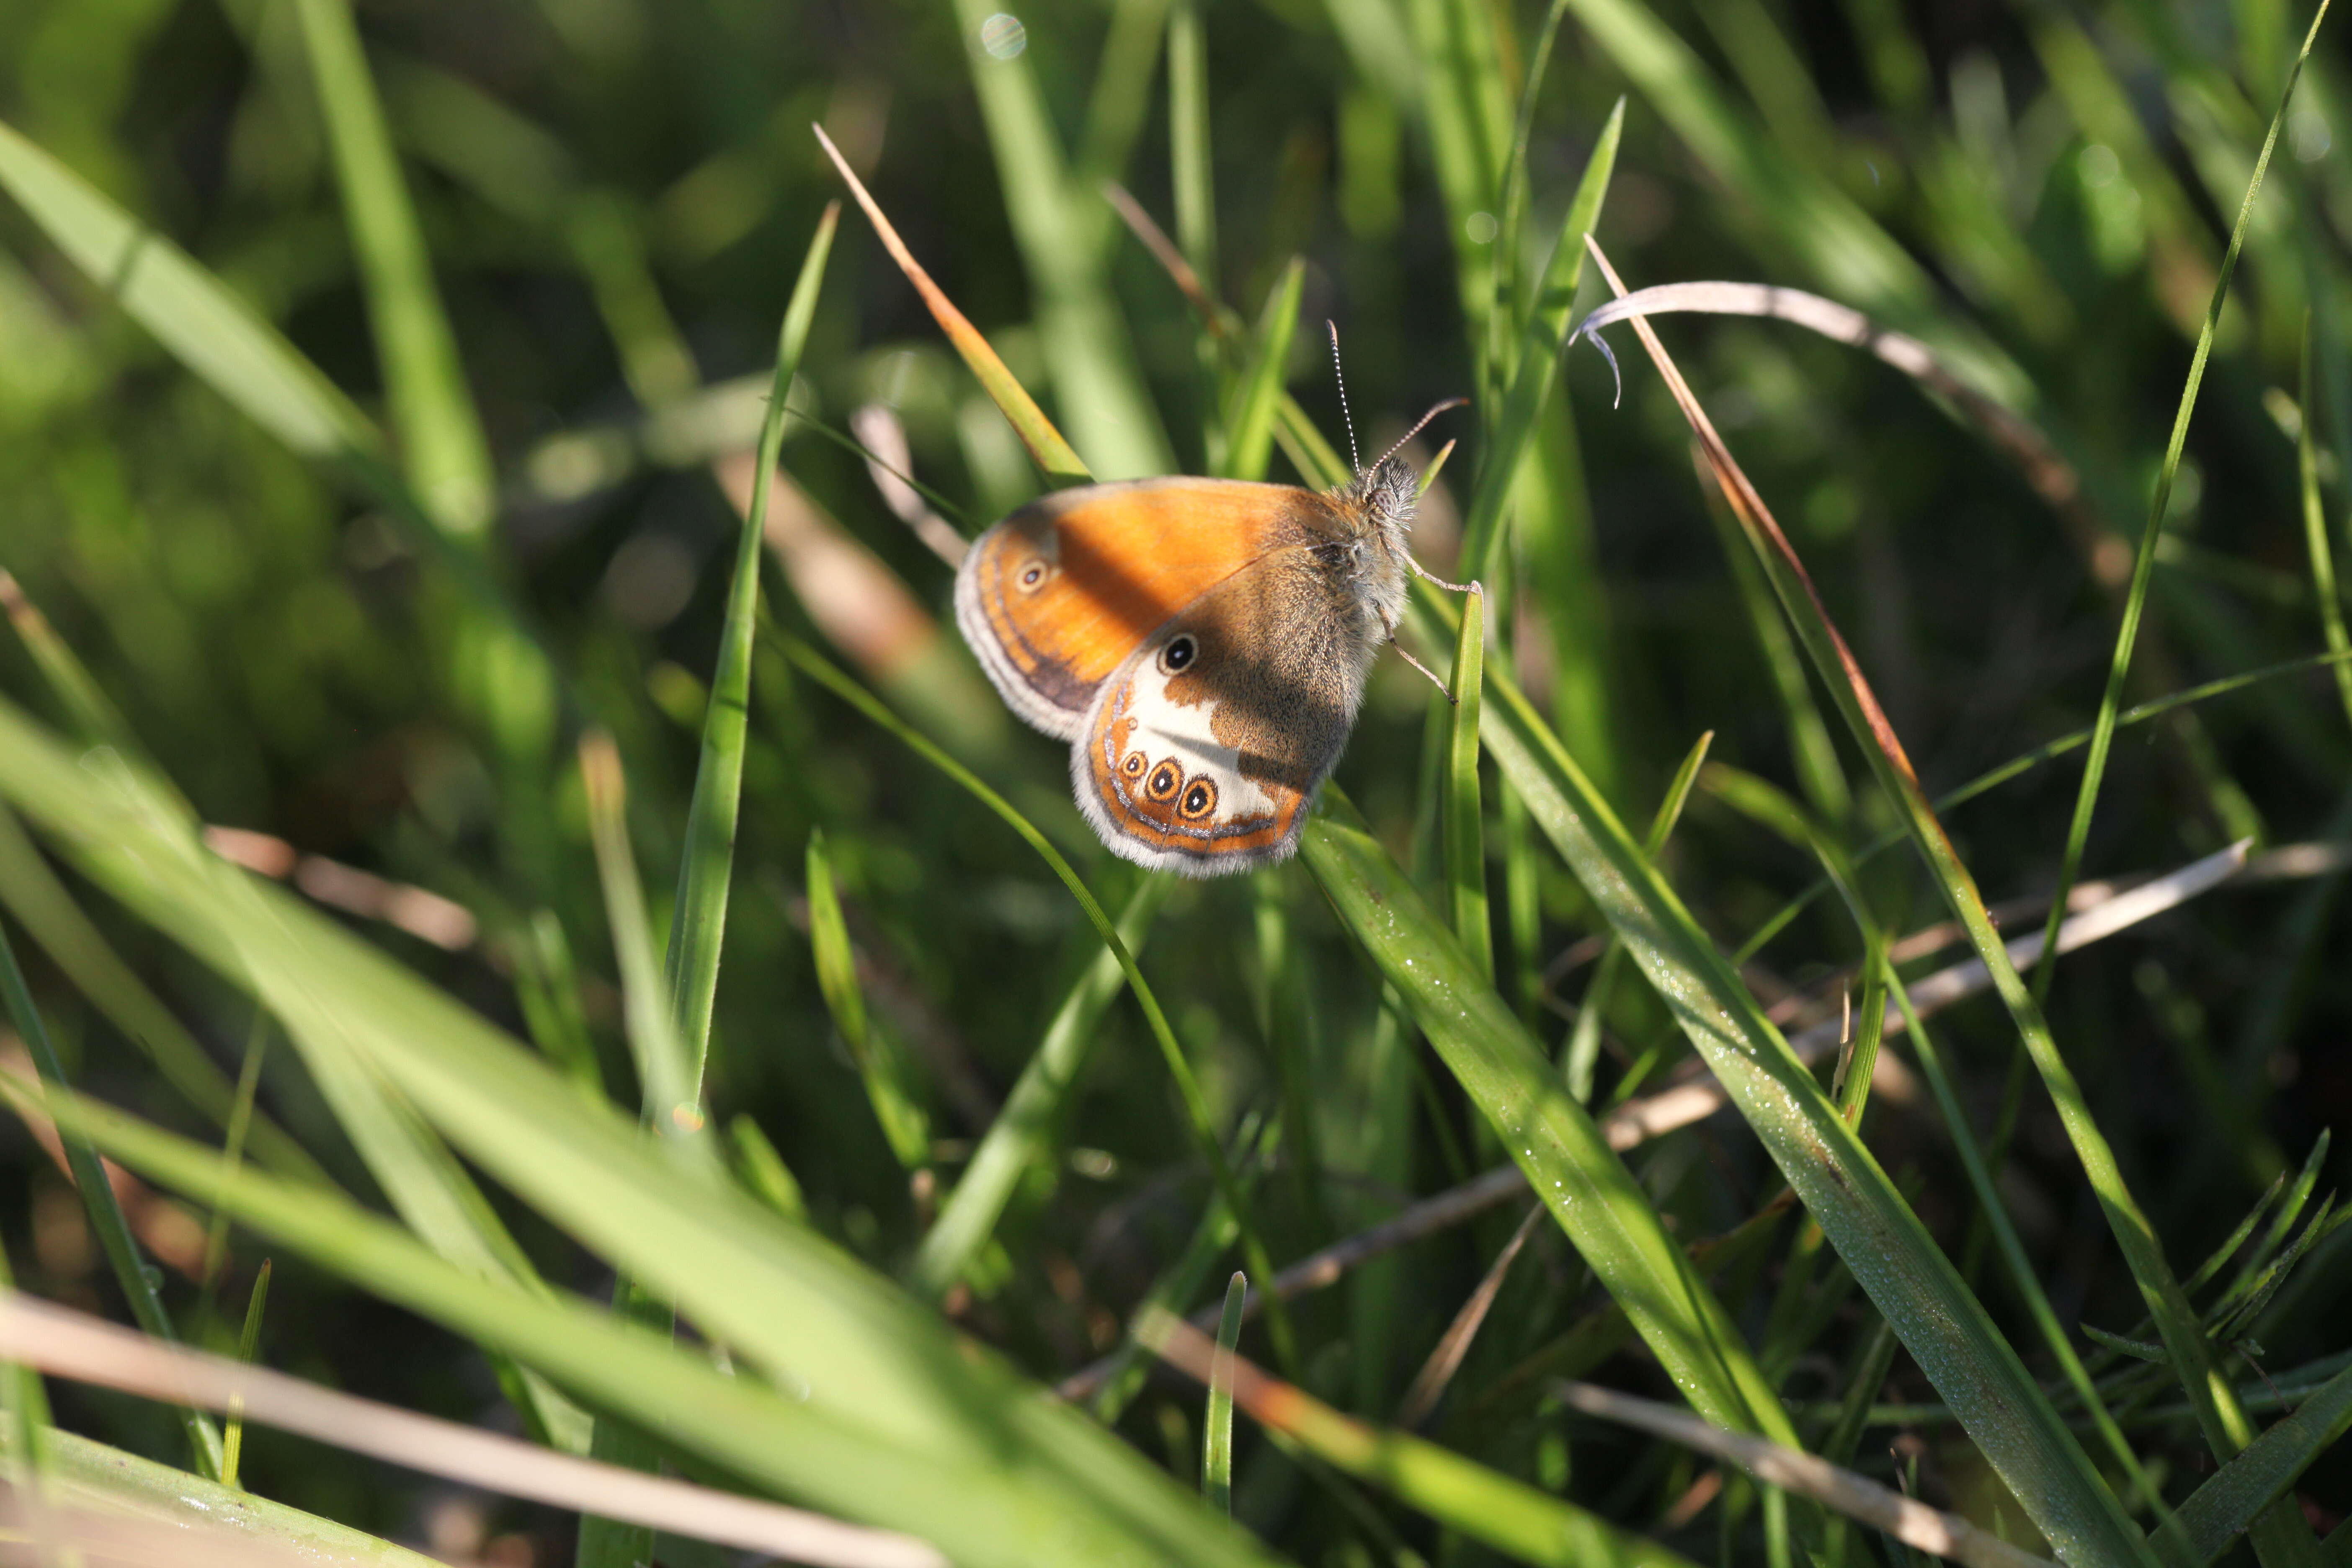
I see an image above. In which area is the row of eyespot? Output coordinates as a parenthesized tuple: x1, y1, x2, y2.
(1117, 749, 1219, 820)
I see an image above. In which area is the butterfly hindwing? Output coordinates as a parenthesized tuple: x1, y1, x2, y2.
(954, 477, 1336, 739)
(1073, 547, 1382, 874)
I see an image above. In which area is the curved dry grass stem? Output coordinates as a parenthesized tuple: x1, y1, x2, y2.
(0, 1291, 948, 1568)
(1553, 1381, 2055, 1568)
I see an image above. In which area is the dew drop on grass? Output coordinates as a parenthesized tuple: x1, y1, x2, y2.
(979, 13, 1026, 58)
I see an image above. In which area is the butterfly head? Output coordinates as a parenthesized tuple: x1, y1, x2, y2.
(1341, 455, 1418, 544)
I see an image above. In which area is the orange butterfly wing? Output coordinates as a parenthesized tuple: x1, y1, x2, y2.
(954, 477, 1336, 739)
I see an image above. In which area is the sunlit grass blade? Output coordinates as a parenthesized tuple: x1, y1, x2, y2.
(219, 1258, 271, 1490)
(293, 0, 496, 537)
(814, 126, 1091, 485)
(1420, 586, 2161, 1568)
(806, 829, 929, 1173)
(1299, 785, 1797, 1447)
(2033, 4, 2329, 1019)
(0, 911, 222, 1477)
(771, 634, 1299, 1370)
(668, 205, 837, 1073)
(1455, 98, 1622, 578)
(1204, 1272, 1244, 1514)
(1563, 728, 1707, 1101)
(910, 877, 1172, 1299)
(1139, 1306, 1700, 1568)
(0, 714, 1286, 1568)
(1444, 584, 1491, 979)
(1219, 258, 1303, 481)
(2, 1425, 445, 1568)
(1554, 1381, 2055, 1568)
(1401, 0, 1512, 375)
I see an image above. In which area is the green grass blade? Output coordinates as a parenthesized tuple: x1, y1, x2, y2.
(13, 1078, 1279, 1568)
(1219, 258, 1304, 482)
(1299, 785, 1797, 1447)
(219, 1258, 272, 1490)
(1402, 0, 1514, 377)
(1456, 99, 1622, 578)
(1444, 584, 1492, 979)
(806, 828, 930, 1173)
(0, 120, 382, 471)
(4, 1426, 444, 1568)
(2297, 322, 2352, 734)
(940, 0, 1173, 480)
(0, 912, 222, 1477)
(772, 634, 1300, 1371)
(0, 805, 321, 1184)
(910, 877, 1173, 1299)
(0, 709, 1285, 1568)
(1563, 728, 1708, 1100)
(1204, 1271, 1245, 1514)
(579, 735, 712, 1166)
(667, 205, 837, 1074)
(730, 1114, 810, 1224)
(1887, 973, 2171, 1533)
(1434, 591, 2161, 1568)
(2163, 1359, 2352, 1564)
(1140, 1306, 1699, 1568)
(2032, 4, 2329, 1016)
(292, 0, 495, 537)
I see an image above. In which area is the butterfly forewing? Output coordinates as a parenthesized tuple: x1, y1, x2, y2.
(954, 477, 1334, 738)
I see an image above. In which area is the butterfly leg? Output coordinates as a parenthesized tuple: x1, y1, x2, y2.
(1405, 554, 1475, 595)
(1380, 610, 1458, 704)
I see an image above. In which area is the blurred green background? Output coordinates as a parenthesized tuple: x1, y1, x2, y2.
(2, 0, 2349, 1560)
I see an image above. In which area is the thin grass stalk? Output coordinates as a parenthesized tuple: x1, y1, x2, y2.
(0, 915, 223, 1478)
(219, 1258, 272, 1491)
(774, 634, 1300, 1372)
(2297, 320, 2352, 733)
(1586, 234, 2304, 1564)
(1445, 584, 1492, 979)
(1563, 730, 1708, 1100)
(668, 204, 837, 1071)
(1455, 101, 1623, 578)
(806, 831, 930, 1172)
(912, 878, 1171, 1299)
(2031, 3, 2329, 1011)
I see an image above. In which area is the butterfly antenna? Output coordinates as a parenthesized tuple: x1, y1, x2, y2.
(1370, 396, 1470, 472)
(1328, 320, 1363, 477)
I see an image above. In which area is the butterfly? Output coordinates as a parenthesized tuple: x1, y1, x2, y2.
(954, 373, 1465, 876)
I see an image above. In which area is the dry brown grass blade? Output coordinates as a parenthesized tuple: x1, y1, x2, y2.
(1395, 1201, 1546, 1427)
(1553, 1381, 2056, 1568)
(0, 1292, 947, 1568)
(813, 124, 1091, 484)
